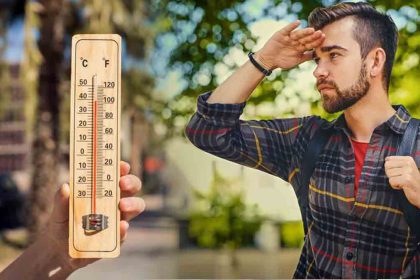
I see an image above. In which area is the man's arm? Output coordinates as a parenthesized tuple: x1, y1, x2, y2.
(186, 91, 319, 181)
(207, 20, 324, 104)
(186, 21, 324, 181)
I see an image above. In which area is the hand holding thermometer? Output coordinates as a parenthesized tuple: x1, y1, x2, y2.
(69, 34, 121, 258)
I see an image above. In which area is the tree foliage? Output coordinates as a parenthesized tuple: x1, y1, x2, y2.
(155, 0, 420, 128)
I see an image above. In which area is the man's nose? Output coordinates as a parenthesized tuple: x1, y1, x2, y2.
(313, 63, 329, 80)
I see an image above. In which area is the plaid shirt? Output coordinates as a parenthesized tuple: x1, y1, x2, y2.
(185, 92, 420, 279)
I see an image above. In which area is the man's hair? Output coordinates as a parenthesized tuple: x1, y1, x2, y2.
(308, 2, 398, 91)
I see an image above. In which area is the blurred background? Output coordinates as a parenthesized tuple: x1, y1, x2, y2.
(0, 0, 419, 278)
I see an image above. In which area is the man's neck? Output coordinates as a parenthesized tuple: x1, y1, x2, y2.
(343, 89, 396, 143)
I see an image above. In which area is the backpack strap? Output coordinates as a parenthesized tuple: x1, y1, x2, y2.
(395, 117, 420, 245)
(298, 118, 333, 235)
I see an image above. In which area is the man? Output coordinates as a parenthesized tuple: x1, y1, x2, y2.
(186, 2, 420, 278)
(0, 161, 145, 279)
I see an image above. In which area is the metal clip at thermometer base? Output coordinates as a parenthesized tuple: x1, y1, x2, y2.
(82, 214, 109, 234)
(69, 34, 121, 258)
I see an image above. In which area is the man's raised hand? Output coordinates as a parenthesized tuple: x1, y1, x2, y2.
(254, 20, 325, 70)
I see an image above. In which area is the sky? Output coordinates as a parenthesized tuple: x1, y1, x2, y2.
(4, 17, 24, 63)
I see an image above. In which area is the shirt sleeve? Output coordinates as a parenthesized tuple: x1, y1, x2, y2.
(185, 91, 318, 182)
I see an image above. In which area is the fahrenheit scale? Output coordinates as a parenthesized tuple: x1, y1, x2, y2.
(69, 34, 121, 258)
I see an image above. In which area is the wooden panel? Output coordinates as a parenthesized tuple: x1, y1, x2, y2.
(69, 34, 121, 258)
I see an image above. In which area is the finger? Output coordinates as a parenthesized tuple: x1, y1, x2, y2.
(120, 161, 131, 177)
(298, 30, 324, 45)
(386, 156, 413, 162)
(290, 27, 315, 41)
(120, 174, 142, 197)
(279, 20, 301, 35)
(302, 35, 325, 50)
(290, 39, 300, 47)
(295, 43, 306, 53)
(385, 156, 415, 169)
(384, 160, 410, 171)
(389, 176, 404, 190)
(385, 167, 405, 178)
(120, 197, 146, 222)
(120, 220, 130, 243)
(299, 50, 315, 63)
(51, 183, 70, 223)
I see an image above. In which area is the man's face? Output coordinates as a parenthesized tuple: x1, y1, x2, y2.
(313, 17, 370, 113)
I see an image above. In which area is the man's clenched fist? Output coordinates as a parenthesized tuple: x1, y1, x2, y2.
(385, 156, 420, 208)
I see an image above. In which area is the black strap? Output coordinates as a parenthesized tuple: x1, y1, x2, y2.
(248, 52, 272, 76)
(395, 118, 420, 244)
(298, 119, 333, 235)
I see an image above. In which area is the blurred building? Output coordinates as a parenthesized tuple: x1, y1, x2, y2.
(0, 64, 29, 173)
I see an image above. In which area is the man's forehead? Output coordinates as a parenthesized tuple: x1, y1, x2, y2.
(314, 19, 359, 56)
(320, 16, 355, 35)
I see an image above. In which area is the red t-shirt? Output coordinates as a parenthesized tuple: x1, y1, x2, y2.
(351, 139, 369, 196)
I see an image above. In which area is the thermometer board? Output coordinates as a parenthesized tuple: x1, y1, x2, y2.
(69, 34, 121, 258)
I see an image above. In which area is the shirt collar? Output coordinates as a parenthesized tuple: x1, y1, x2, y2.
(320, 104, 412, 135)
(385, 104, 412, 134)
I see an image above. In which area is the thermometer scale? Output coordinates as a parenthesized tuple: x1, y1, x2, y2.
(69, 34, 121, 258)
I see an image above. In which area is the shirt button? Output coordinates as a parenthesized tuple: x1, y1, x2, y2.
(345, 177, 352, 184)
(346, 252, 354, 260)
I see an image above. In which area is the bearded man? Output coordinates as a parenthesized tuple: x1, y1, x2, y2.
(186, 2, 420, 278)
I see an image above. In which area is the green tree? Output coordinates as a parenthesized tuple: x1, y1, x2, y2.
(153, 0, 256, 123)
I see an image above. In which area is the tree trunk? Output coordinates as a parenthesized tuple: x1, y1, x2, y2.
(130, 109, 147, 178)
(28, 0, 64, 242)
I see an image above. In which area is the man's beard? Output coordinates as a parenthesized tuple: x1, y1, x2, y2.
(317, 63, 370, 114)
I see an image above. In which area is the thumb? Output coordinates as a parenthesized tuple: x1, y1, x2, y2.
(51, 183, 70, 223)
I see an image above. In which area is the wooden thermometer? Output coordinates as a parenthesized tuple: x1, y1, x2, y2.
(69, 34, 121, 258)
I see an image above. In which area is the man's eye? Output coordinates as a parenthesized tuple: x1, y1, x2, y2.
(330, 53, 339, 60)
(313, 57, 320, 64)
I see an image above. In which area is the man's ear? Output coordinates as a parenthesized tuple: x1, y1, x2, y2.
(368, 48, 386, 78)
